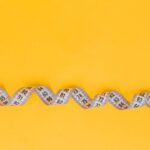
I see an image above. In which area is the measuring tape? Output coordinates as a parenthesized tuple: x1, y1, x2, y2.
(0, 86, 149, 109)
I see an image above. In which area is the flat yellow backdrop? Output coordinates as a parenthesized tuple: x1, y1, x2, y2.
(0, 0, 150, 149)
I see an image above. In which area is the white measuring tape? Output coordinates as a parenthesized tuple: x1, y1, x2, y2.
(0, 86, 150, 109)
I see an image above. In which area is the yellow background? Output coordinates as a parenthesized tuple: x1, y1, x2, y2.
(0, 0, 150, 149)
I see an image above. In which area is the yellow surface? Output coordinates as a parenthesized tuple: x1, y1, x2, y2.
(0, 0, 150, 149)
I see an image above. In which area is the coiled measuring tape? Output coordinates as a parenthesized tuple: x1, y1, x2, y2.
(0, 86, 150, 109)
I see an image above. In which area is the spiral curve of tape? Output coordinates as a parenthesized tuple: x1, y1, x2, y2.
(0, 86, 150, 109)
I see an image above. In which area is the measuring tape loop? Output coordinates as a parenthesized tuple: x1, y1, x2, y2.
(0, 86, 149, 109)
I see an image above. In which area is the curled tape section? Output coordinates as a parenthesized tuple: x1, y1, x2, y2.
(0, 86, 150, 109)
